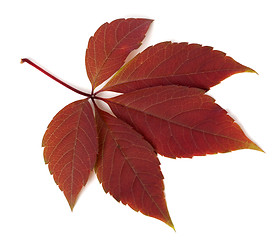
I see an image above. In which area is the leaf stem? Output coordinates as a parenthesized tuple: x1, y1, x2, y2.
(21, 58, 92, 98)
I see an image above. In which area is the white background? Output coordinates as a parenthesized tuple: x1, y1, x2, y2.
(1, 0, 278, 239)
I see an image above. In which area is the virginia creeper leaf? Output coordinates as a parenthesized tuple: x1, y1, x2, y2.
(85, 18, 153, 89)
(94, 107, 174, 229)
(103, 42, 255, 93)
(22, 18, 263, 229)
(104, 85, 262, 158)
(42, 99, 98, 209)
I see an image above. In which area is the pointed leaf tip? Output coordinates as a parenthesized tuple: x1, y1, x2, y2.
(167, 219, 175, 231)
(249, 142, 264, 153)
(245, 66, 258, 75)
(68, 200, 75, 212)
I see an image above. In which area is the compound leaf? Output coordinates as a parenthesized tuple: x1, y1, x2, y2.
(23, 18, 262, 229)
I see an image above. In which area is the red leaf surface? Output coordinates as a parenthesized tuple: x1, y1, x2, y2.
(94, 107, 174, 229)
(23, 18, 262, 229)
(85, 18, 153, 89)
(104, 85, 262, 158)
(102, 42, 255, 93)
(42, 99, 98, 209)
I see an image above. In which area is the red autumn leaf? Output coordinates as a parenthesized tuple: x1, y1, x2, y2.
(42, 99, 98, 209)
(94, 107, 174, 229)
(102, 41, 255, 93)
(22, 18, 262, 229)
(103, 85, 261, 158)
(86, 18, 153, 89)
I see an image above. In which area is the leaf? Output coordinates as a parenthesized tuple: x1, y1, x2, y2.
(104, 85, 262, 158)
(85, 18, 153, 89)
(94, 107, 174, 229)
(42, 99, 98, 209)
(102, 41, 255, 93)
(23, 18, 262, 229)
